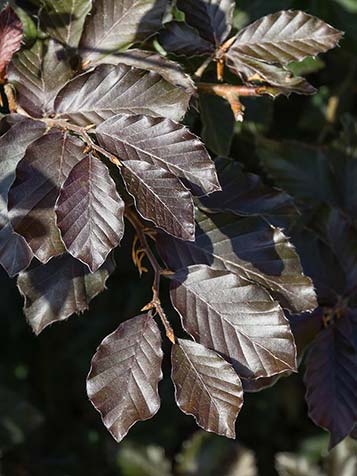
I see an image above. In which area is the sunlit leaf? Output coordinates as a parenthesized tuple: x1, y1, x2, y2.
(87, 313, 163, 442)
(0, 5, 22, 82)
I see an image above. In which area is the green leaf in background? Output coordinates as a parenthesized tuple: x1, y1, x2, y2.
(117, 442, 172, 476)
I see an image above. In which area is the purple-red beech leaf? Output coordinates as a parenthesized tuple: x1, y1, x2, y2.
(0, 118, 46, 276)
(17, 253, 115, 335)
(121, 160, 195, 241)
(176, 0, 235, 46)
(0, 5, 22, 82)
(39, 0, 92, 48)
(54, 64, 191, 125)
(158, 210, 317, 314)
(170, 264, 297, 379)
(172, 338, 243, 438)
(230, 10, 343, 65)
(87, 313, 163, 442)
(159, 22, 215, 57)
(304, 313, 357, 449)
(8, 39, 73, 117)
(79, 0, 168, 63)
(96, 114, 220, 195)
(55, 154, 125, 272)
(8, 131, 87, 264)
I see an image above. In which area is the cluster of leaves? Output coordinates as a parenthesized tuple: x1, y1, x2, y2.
(0, 0, 352, 451)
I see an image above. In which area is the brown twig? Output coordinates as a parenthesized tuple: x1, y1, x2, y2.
(125, 207, 176, 344)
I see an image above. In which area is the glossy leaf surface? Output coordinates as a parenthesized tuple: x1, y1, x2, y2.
(87, 313, 163, 442)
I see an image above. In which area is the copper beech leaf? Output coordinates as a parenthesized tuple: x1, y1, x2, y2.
(17, 253, 115, 335)
(121, 160, 195, 241)
(87, 313, 163, 442)
(172, 338, 243, 438)
(159, 22, 215, 57)
(96, 114, 220, 195)
(230, 10, 343, 65)
(55, 154, 125, 272)
(304, 313, 357, 449)
(0, 118, 46, 276)
(39, 0, 92, 48)
(176, 0, 235, 46)
(0, 5, 22, 82)
(158, 210, 317, 314)
(8, 39, 73, 118)
(54, 64, 191, 125)
(8, 131, 87, 264)
(170, 264, 297, 379)
(79, 0, 168, 63)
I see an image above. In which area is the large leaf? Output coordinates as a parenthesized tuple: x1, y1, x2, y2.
(159, 21, 215, 57)
(0, 5, 22, 82)
(172, 338, 243, 438)
(17, 253, 115, 334)
(55, 154, 125, 272)
(158, 210, 317, 314)
(54, 64, 191, 125)
(121, 160, 195, 241)
(170, 264, 297, 379)
(230, 10, 343, 65)
(96, 114, 220, 195)
(199, 157, 296, 223)
(8, 131, 87, 264)
(0, 118, 46, 275)
(304, 314, 357, 449)
(39, 0, 92, 48)
(176, 0, 235, 46)
(80, 0, 168, 63)
(8, 39, 73, 117)
(87, 313, 163, 442)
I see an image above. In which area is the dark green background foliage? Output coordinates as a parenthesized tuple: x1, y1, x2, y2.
(0, 0, 357, 475)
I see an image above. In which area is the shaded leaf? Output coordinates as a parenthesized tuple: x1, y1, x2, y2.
(158, 210, 317, 314)
(0, 5, 22, 82)
(159, 21, 214, 57)
(54, 63, 191, 125)
(80, 0, 168, 63)
(172, 338, 243, 438)
(241, 374, 288, 393)
(17, 253, 115, 335)
(170, 264, 297, 379)
(231, 10, 343, 65)
(8, 39, 73, 117)
(0, 118, 46, 275)
(199, 157, 296, 223)
(56, 154, 125, 272)
(304, 314, 357, 449)
(121, 160, 194, 241)
(176, 0, 235, 46)
(87, 313, 163, 442)
(96, 114, 220, 195)
(39, 0, 92, 48)
(8, 131, 87, 264)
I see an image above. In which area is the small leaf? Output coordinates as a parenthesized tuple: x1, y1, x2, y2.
(160, 21, 215, 57)
(172, 338, 243, 438)
(176, 0, 235, 46)
(17, 253, 115, 335)
(121, 160, 195, 241)
(170, 264, 297, 379)
(54, 64, 191, 125)
(87, 313, 163, 442)
(39, 0, 92, 48)
(304, 313, 357, 449)
(8, 131, 87, 264)
(80, 0, 168, 63)
(96, 114, 220, 195)
(0, 5, 22, 82)
(231, 10, 343, 65)
(0, 224, 32, 277)
(55, 154, 125, 272)
(8, 39, 74, 117)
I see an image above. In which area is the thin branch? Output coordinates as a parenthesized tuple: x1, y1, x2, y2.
(193, 55, 215, 80)
(125, 207, 176, 344)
